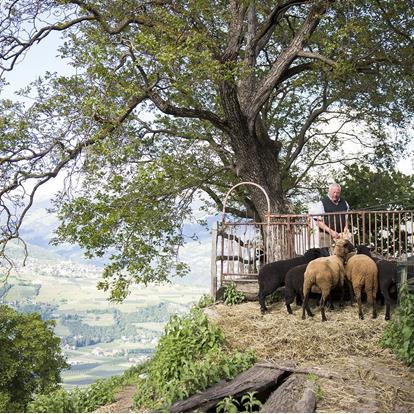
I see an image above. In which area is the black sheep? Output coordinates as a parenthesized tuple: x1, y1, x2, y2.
(284, 263, 312, 315)
(376, 259, 397, 320)
(355, 244, 372, 256)
(258, 247, 329, 313)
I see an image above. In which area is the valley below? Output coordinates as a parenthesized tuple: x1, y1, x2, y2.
(0, 244, 208, 389)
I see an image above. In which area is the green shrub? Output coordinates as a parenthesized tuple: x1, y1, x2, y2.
(306, 373, 323, 401)
(223, 282, 245, 305)
(27, 388, 78, 413)
(133, 308, 256, 411)
(241, 391, 263, 412)
(216, 395, 239, 413)
(27, 364, 145, 412)
(0, 305, 68, 412)
(381, 283, 414, 366)
(193, 293, 215, 309)
(216, 392, 263, 413)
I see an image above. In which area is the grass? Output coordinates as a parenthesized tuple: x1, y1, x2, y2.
(61, 356, 138, 390)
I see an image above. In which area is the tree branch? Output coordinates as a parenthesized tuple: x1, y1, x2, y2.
(253, 0, 312, 56)
(220, 0, 248, 61)
(70, 0, 156, 34)
(297, 50, 337, 67)
(0, 16, 94, 72)
(0, 94, 145, 271)
(284, 85, 334, 173)
(148, 90, 229, 133)
(247, 1, 332, 126)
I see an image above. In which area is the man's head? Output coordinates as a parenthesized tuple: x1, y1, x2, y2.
(328, 183, 341, 203)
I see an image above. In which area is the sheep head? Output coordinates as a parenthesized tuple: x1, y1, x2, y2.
(333, 239, 355, 259)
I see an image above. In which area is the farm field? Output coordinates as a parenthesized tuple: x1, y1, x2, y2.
(0, 248, 208, 388)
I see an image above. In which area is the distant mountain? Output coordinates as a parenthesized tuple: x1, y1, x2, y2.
(16, 198, 217, 288)
(5, 239, 63, 262)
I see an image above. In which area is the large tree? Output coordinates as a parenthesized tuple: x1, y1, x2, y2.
(0, 1, 413, 299)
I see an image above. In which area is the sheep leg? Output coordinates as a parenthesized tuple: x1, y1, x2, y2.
(319, 291, 329, 322)
(354, 287, 363, 320)
(382, 288, 392, 320)
(302, 292, 311, 320)
(347, 279, 354, 305)
(285, 290, 295, 314)
(366, 285, 377, 319)
(320, 297, 327, 322)
(258, 289, 268, 314)
(326, 293, 334, 310)
(372, 298, 377, 319)
(301, 291, 313, 317)
(385, 303, 391, 320)
(305, 297, 314, 317)
(371, 291, 377, 319)
(339, 283, 345, 308)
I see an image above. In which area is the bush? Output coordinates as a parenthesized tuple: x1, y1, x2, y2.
(27, 364, 145, 412)
(381, 283, 414, 366)
(133, 308, 256, 411)
(0, 305, 68, 412)
(223, 282, 245, 305)
(193, 293, 215, 309)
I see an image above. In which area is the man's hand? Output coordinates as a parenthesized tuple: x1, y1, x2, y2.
(330, 229, 339, 239)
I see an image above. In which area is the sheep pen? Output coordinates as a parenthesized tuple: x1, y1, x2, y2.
(205, 301, 414, 413)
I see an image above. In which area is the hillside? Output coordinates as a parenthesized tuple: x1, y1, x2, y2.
(0, 244, 208, 389)
(97, 300, 414, 413)
(209, 301, 414, 413)
(16, 198, 215, 287)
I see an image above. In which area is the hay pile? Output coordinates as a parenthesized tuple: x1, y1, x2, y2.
(207, 301, 414, 413)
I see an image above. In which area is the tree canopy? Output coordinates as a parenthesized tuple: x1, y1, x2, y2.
(1, 0, 413, 299)
(336, 163, 414, 211)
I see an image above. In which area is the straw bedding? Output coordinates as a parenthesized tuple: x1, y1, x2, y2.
(207, 301, 414, 413)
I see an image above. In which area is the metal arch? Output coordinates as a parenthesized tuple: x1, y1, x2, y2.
(221, 181, 271, 223)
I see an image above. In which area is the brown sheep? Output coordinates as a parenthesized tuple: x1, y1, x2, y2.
(345, 254, 378, 320)
(302, 239, 354, 322)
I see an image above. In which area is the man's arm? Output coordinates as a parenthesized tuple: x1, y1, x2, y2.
(309, 201, 339, 238)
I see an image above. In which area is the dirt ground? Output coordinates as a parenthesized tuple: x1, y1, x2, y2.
(208, 301, 414, 413)
(93, 385, 136, 413)
(95, 300, 414, 413)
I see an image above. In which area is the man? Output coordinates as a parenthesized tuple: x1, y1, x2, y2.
(309, 183, 351, 248)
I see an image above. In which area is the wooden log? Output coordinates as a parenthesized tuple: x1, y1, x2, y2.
(170, 364, 286, 413)
(256, 362, 341, 379)
(260, 374, 316, 413)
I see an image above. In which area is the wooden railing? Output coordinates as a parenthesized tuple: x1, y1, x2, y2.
(211, 210, 414, 295)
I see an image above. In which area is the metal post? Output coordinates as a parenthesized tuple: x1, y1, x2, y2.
(210, 222, 218, 298)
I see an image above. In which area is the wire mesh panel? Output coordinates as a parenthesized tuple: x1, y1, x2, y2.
(218, 220, 265, 285)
